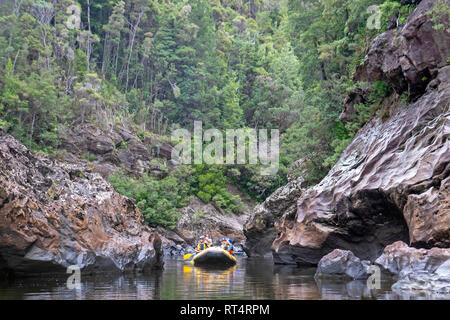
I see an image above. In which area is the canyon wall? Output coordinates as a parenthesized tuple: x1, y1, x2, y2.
(245, 0, 450, 265)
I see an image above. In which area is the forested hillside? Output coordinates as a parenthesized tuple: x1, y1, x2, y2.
(1, 0, 434, 228)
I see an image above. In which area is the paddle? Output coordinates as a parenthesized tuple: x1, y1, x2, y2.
(183, 253, 194, 260)
(183, 253, 197, 264)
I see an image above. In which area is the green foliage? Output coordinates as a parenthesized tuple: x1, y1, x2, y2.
(428, 0, 450, 33)
(110, 168, 191, 229)
(191, 164, 245, 213)
(212, 190, 246, 214)
(197, 190, 212, 203)
(75, 49, 88, 81)
(0, 100, 10, 131)
(110, 164, 246, 228)
(119, 141, 127, 149)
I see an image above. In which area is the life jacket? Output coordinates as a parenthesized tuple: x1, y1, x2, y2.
(196, 242, 208, 251)
(221, 243, 231, 251)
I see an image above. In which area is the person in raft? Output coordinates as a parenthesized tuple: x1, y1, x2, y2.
(227, 238, 235, 255)
(195, 235, 210, 252)
(220, 238, 234, 254)
(205, 234, 212, 247)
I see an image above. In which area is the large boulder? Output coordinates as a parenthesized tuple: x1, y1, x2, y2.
(156, 226, 194, 256)
(315, 249, 371, 280)
(390, 259, 450, 297)
(0, 134, 163, 275)
(268, 0, 449, 265)
(375, 241, 450, 297)
(375, 241, 450, 277)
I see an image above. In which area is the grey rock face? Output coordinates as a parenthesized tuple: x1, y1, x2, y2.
(375, 241, 450, 277)
(375, 241, 450, 297)
(315, 249, 371, 280)
(60, 122, 173, 178)
(0, 134, 164, 275)
(243, 177, 305, 257)
(391, 259, 450, 297)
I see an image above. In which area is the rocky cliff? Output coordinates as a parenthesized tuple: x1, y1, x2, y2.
(0, 133, 163, 275)
(60, 122, 173, 178)
(245, 0, 449, 265)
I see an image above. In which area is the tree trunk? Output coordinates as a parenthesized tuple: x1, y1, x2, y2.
(114, 38, 120, 77)
(101, 34, 109, 74)
(320, 61, 327, 81)
(29, 112, 36, 146)
(125, 9, 144, 91)
(12, 50, 20, 74)
(86, 0, 92, 71)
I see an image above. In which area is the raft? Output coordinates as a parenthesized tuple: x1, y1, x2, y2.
(192, 247, 237, 267)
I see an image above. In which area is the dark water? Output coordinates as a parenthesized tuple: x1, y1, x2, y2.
(0, 256, 429, 300)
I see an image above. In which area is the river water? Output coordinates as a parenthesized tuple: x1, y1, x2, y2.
(0, 256, 433, 300)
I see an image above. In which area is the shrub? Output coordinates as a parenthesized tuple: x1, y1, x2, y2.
(110, 171, 190, 229)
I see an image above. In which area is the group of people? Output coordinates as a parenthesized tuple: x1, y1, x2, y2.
(195, 235, 234, 255)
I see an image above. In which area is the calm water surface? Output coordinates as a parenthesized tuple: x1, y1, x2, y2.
(0, 256, 433, 300)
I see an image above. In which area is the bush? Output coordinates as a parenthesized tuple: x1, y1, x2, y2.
(192, 164, 246, 213)
(110, 164, 247, 229)
(197, 190, 212, 203)
(110, 170, 190, 229)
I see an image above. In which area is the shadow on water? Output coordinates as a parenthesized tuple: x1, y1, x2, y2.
(0, 256, 439, 300)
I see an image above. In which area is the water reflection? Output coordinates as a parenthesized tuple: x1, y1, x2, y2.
(271, 265, 320, 299)
(180, 264, 237, 298)
(0, 257, 443, 300)
(315, 278, 376, 300)
(0, 271, 164, 300)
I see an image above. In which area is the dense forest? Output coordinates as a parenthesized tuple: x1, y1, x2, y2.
(1, 0, 434, 228)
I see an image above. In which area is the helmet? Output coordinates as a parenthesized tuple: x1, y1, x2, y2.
(199, 235, 205, 239)
(228, 238, 232, 243)
(221, 237, 226, 241)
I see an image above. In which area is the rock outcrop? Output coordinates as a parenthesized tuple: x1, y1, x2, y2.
(375, 241, 450, 277)
(351, 0, 449, 100)
(156, 226, 194, 256)
(244, 177, 305, 257)
(60, 122, 173, 178)
(374, 241, 450, 296)
(391, 259, 450, 297)
(246, 0, 449, 265)
(315, 249, 371, 280)
(273, 69, 449, 264)
(0, 134, 163, 275)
